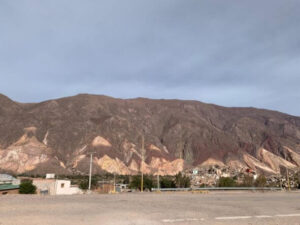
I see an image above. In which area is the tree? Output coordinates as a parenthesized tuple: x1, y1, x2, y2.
(160, 177, 176, 188)
(175, 172, 191, 188)
(241, 175, 254, 187)
(129, 175, 153, 191)
(19, 179, 37, 194)
(79, 178, 98, 190)
(255, 175, 267, 187)
(218, 177, 236, 187)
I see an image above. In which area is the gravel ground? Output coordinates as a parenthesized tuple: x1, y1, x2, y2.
(1, 191, 300, 225)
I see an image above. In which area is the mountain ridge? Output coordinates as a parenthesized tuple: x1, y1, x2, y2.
(0, 93, 300, 175)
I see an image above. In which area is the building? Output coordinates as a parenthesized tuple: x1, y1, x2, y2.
(116, 184, 129, 192)
(33, 179, 82, 195)
(0, 184, 20, 195)
(0, 174, 20, 185)
(97, 181, 115, 193)
(46, 173, 55, 179)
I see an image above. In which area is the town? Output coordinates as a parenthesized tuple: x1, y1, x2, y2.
(1, 165, 299, 195)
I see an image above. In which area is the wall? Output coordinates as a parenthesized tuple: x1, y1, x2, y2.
(55, 180, 82, 195)
(0, 189, 19, 195)
(33, 179, 56, 195)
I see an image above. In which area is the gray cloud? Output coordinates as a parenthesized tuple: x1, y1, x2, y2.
(0, 0, 300, 115)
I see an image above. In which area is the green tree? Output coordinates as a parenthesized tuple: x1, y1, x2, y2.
(255, 175, 267, 187)
(241, 175, 254, 187)
(160, 177, 176, 188)
(19, 179, 37, 194)
(218, 177, 236, 187)
(79, 178, 98, 190)
(129, 175, 153, 191)
(175, 172, 191, 188)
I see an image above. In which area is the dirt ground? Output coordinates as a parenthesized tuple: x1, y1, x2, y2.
(0, 191, 300, 225)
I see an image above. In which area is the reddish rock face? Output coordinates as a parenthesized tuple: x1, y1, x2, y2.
(0, 93, 300, 175)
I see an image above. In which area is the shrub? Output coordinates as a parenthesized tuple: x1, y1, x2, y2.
(19, 179, 37, 194)
(218, 177, 236, 187)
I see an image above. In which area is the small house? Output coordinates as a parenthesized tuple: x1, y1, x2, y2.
(0, 184, 20, 195)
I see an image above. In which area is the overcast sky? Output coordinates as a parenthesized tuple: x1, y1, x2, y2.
(0, 0, 300, 116)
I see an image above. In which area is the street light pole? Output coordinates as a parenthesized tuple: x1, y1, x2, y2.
(141, 135, 144, 193)
(157, 173, 160, 190)
(113, 173, 116, 193)
(285, 154, 291, 191)
(88, 153, 93, 191)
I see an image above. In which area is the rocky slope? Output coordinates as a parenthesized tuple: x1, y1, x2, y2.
(0, 93, 300, 175)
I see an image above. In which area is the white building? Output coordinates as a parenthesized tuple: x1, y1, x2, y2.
(46, 173, 55, 179)
(33, 179, 82, 195)
(0, 174, 20, 185)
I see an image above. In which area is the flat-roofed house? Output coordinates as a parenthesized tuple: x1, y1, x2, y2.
(33, 179, 82, 195)
(0, 184, 20, 195)
(0, 174, 20, 185)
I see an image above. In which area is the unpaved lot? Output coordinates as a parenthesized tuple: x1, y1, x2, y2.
(0, 191, 300, 225)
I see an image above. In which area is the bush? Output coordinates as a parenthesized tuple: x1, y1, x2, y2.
(160, 177, 176, 188)
(129, 175, 153, 191)
(19, 179, 37, 194)
(175, 172, 191, 188)
(218, 177, 236, 187)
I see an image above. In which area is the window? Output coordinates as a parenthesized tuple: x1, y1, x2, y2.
(61, 183, 65, 188)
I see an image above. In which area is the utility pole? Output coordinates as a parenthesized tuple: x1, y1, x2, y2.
(141, 135, 144, 193)
(286, 169, 291, 191)
(157, 173, 160, 190)
(179, 133, 183, 160)
(113, 173, 116, 193)
(88, 153, 94, 191)
(285, 154, 291, 191)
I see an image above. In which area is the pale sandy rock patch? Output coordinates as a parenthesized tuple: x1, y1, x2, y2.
(72, 154, 86, 168)
(96, 155, 130, 175)
(92, 136, 112, 147)
(243, 152, 277, 174)
(257, 148, 296, 172)
(149, 144, 161, 152)
(200, 158, 225, 167)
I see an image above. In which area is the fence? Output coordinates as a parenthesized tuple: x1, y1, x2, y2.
(151, 187, 283, 191)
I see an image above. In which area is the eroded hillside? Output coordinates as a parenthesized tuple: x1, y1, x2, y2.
(0, 94, 300, 175)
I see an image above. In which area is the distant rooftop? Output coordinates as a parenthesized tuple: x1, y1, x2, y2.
(0, 174, 17, 182)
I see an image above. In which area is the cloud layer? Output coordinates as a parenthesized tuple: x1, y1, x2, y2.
(0, 0, 300, 115)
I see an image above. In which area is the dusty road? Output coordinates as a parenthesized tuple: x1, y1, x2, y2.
(0, 191, 300, 225)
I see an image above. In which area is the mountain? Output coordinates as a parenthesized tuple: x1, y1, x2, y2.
(0, 93, 300, 175)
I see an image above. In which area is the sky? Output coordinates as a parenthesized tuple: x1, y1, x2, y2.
(0, 0, 300, 116)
